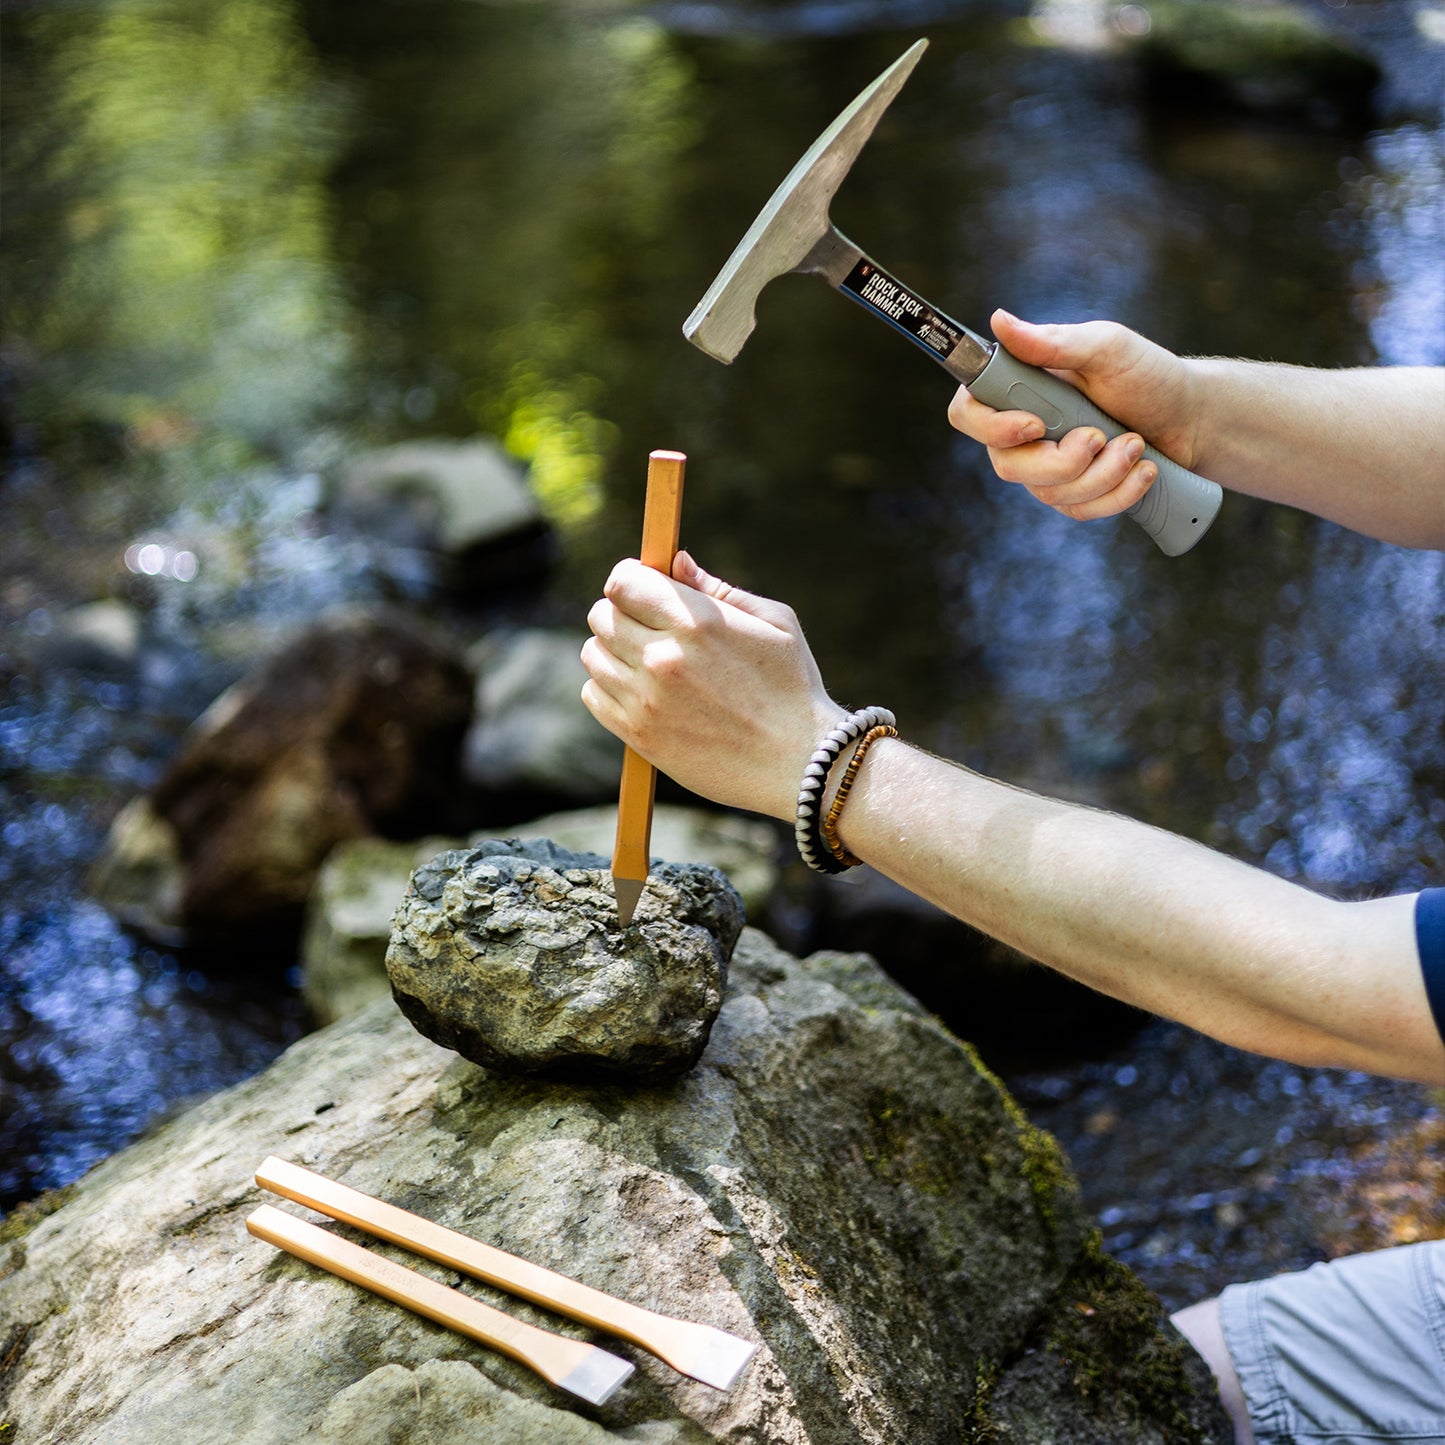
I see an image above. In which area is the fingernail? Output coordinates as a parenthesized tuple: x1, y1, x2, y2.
(1125, 437, 1145, 463)
(1086, 430, 1107, 456)
(1022, 419, 1047, 441)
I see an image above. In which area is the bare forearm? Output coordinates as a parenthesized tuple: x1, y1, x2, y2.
(1186, 359, 1445, 548)
(835, 739, 1444, 1083)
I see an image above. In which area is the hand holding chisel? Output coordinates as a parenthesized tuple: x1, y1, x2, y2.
(611, 450, 687, 927)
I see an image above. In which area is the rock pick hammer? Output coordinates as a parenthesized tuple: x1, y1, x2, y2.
(684, 39, 1222, 556)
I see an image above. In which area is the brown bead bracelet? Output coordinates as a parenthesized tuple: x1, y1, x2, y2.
(821, 724, 898, 866)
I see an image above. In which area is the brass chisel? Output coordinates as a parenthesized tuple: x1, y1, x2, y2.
(254, 1155, 756, 1390)
(612, 449, 686, 927)
(245, 1203, 636, 1405)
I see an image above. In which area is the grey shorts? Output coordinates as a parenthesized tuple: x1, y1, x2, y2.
(1220, 1240, 1445, 1443)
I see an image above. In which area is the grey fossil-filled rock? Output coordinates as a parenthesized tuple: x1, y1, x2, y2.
(301, 808, 779, 1026)
(0, 931, 1229, 1444)
(386, 839, 745, 1079)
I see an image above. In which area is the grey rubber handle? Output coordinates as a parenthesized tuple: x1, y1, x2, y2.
(968, 346, 1222, 557)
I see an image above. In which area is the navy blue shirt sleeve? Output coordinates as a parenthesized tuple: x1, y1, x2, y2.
(1417, 888, 1445, 1046)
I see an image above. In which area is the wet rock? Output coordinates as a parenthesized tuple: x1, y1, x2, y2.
(85, 796, 189, 947)
(301, 835, 448, 1025)
(89, 609, 475, 941)
(331, 437, 552, 594)
(0, 931, 1231, 1443)
(301, 807, 780, 1026)
(463, 629, 621, 805)
(36, 599, 142, 676)
(1128, 1, 1380, 120)
(385, 839, 744, 1079)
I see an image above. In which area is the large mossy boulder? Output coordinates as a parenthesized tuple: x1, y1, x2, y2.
(0, 931, 1229, 1443)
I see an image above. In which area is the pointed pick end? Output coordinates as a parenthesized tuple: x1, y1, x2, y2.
(614, 875, 645, 929)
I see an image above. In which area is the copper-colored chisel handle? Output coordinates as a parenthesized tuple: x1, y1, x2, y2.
(254, 1156, 756, 1390)
(612, 449, 686, 926)
(245, 1204, 635, 1404)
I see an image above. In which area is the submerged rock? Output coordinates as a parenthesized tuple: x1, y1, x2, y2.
(385, 839, 745, 1079)
(1129, 0, 1380, 119)
(88, 608, 475, 941)
(0, 930, 1230, 1443)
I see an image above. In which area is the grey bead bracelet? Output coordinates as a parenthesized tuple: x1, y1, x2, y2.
(794, 706, 896, 874)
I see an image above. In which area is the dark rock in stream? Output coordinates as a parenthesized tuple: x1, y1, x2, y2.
(0, 929, 1231, 1443)
(385, 839, 744, 1080)
(1127, 0, 1381, 121)
(87, 609, 475, 942)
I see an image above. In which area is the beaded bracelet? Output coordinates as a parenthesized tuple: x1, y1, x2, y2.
(821, 724, 898, 866)
(794, 706, 895, 875)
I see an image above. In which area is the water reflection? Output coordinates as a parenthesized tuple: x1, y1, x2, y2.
(2, 0, 1442, 1294)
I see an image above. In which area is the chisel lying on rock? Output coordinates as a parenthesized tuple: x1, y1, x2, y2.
(245, 1203, 635, 1406)
(253, 1155, 757, 1391)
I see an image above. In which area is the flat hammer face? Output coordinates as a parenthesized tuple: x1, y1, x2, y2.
(682, 39, 928, 364)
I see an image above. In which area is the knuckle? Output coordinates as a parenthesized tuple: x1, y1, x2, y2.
(947, 388, 979, 432)
(644, 638, 687, 681)
(988, 447, 1028, 484)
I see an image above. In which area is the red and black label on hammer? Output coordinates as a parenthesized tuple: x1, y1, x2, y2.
(840, 259, 966, 358)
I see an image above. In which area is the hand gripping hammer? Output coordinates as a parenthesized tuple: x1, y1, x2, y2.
(683, 39, 1223, 557)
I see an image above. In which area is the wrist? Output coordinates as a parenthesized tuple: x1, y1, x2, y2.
(791, 705, 897, 874)
(763, 700, 848, 823)
(1178, 355, 1231, 478)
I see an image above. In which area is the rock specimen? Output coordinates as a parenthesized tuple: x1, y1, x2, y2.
(386, 839, 744, 1079)
(301, 807, 779, 1026)
(88, 608, 475, 941)
(0, 931, 1231, 1443)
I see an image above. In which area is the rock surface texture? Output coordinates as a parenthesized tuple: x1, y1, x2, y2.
(301, 808, 779, 1026)
(385, 839, 744, 1079)
(0, 932, 1229, 1444)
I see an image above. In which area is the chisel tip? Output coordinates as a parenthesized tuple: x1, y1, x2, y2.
(558, 1347, 635, 1406)
(614, 876, 645, 929)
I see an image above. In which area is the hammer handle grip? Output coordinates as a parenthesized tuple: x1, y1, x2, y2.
(966, 347, 1223, 557)
(827, 238, 1220, 555)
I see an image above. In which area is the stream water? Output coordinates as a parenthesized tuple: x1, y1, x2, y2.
(2, 0, 1441, 1311)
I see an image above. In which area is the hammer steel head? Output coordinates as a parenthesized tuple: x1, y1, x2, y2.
(683, 39, 928, 364)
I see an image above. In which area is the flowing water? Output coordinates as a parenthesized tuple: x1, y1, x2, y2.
(2, 0, 1442, 1308)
